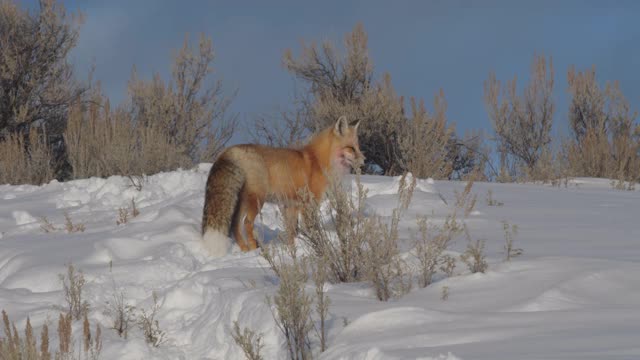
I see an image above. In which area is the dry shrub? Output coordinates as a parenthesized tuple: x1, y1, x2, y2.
(116, 208, 129, 226)
(359, 218, 410, 300)
(136, 291, 165, 347)
(502, 221, 522, 261)
(441, 286, 450, 301)
(40, 217, 58, 233)
(283, 23, 372, 118)
(262, 245, 313, 360)
(484, 54, 555, 181)
(0, 126, 55, 185)
(128, 34, 236, 163)
(439, 254, 457, 278)
(64, 33, 235, 180)
(250, 102, 309, 148)
(103, 282, 135, 340)
(364, 173, 415, 301)
(568, 65, 612, 144)
(262, 170, 516, 355)
(39, 212, 85, 233)
(448, 130, 491, 181)
(413, 177, 489, 286)
(102, 273, 164, 346)
(116, 199, 140, 226)
(0, 0, 83, 177)
(565, 65, 640, 186)
(296, 173, 414, 301)
(63, 212, 85, 233)
(564, 129, 609, 179)
(398, 93, 456, 179)
(231, 321, 264, 360)
(296, 177, 369, 283)
(412, 214, 463, 288)
(460, 227, 488, 274)
(520, 146, 567, 184)
(262, 235, 332, 357)
(284, 23, 456, 178)
(2, 1, 235, 183)
(59, 263, 89, 321)
(365, 219, 412, 301)
(485, 189, 503, 207)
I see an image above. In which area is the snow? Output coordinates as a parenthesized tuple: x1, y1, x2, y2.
(1, 166, 639, 359)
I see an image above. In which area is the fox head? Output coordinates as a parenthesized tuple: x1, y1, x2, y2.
(329, 116, 364, 174)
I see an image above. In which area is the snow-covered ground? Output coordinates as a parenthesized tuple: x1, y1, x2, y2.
(1, 165, 639, 360)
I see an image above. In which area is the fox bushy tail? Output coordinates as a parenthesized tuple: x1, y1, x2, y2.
(201, 157, 245, 256)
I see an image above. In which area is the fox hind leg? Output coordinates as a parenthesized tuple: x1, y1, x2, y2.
(232, 195, 249, 252)
(244, 193, 263, 251)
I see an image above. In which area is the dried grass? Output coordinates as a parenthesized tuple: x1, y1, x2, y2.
(0, 127, 55, 185)
(231, 322, 264, 360)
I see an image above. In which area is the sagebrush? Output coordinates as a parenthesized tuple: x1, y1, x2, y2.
(297, 173, 414, 300)
(59, 263, 89, 320)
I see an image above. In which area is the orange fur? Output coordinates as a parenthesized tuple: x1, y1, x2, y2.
(201, 116, 363, 254)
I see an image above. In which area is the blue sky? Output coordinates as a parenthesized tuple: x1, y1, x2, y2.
(33, 0, 640, 144)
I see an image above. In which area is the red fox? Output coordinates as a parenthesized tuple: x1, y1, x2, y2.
(201, 116, 364, 256)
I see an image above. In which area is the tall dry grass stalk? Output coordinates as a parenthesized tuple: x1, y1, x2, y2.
(1, 311, 52, 360)
(1, 309, 103, 360)
(64, 95, 190, 180)
(0, 126, 54, 185)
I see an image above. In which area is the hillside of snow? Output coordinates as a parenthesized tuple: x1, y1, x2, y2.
(1, 165, 639, 360)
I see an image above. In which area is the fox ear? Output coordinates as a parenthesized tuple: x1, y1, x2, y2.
(334, 115, 348, 136)
(350, 119, 361, 132)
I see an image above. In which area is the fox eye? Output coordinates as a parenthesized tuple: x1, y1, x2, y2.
(345, 146, 355, 152)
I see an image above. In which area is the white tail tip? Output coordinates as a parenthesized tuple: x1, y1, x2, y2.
(202, 229, 232, 257)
